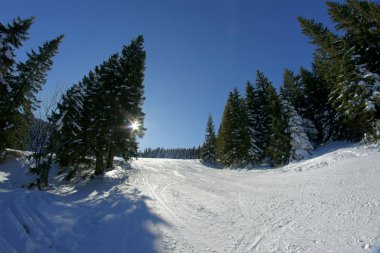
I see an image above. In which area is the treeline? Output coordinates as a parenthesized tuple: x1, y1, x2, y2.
(201, 0, 380, 167)
(139, 147, 201, 159)
(0, 17, 146, 189)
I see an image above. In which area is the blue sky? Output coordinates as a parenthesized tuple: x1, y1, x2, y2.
(2, 0, 336, 149)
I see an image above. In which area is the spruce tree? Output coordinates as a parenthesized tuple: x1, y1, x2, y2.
(253, 70, 272, 158)
(51, 36, 146, 176)
(217, 89, 250, 167)
(0, 17, 63, 156)
(201, 114, 217, 163)
(50, 81, 87, 167)
(298, 0, 380, 141)
(281, 69, 305, 112)
(300, 58, 336, 142)
(280, 96, 314, 161)
(266, 86, 291, 166)
(280, 69, 317, 155)
(245, 81, 262, 163)
(107, 35, 146, 167)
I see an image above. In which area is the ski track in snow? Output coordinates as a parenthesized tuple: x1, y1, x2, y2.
(0, 142, 379, 253)
(131, 143, 380, 253)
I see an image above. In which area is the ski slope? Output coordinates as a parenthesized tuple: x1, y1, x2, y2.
(132, 143, 380, 253)
(0, 143, 380, 252)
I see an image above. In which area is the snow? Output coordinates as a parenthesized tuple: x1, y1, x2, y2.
(5, 48, 13, 60)
(1, 142, 380, 253)
(55, 111, 67, 131)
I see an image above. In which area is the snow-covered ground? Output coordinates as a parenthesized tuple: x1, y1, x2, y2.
(0, 142, 380, 253)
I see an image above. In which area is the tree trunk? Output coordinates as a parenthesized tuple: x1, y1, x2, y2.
(41, 153, 53, 189)
(95, 148, 104, 175)
(106, 144, 114, 169)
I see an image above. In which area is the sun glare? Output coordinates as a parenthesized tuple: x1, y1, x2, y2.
(129, 121, 140, 131)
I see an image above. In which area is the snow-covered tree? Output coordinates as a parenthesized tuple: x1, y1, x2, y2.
(245, 81, 263, 164)
(266, 86, 290, 166)
(298, 0, 380, 141)
(253, 71, 272, 157)
(298, 65, 332, 143)
(50, 36, 146, 176)
(0, 17, 63, 157)
(280, 69, 316, 160)
(280, 96, 314, 161)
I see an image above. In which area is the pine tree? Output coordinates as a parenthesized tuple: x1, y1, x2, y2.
(253, 70, 272, 158)
(266, 86, 291, 166)
(201, 114, 217, 163)
(281, 69, 305, 112)
(0, 17, 63, 156)
(106, 35, 146, 167)
(280, 69, 317, 157)
(300, 57, 337, 142)
(217, 89, 250, 167)
(298, 0, 380, 141)
(50, 81, 87, 167)
(50, 36, 146, 176)
(280, 96, 314, 161)
(245, 81, 262, 163)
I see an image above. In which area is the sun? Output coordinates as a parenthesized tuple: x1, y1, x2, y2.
(129, 121, 140, 131)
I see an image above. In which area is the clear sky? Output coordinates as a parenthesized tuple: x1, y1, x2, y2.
(2, 0, 337, 150)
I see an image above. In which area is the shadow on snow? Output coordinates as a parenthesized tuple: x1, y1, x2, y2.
(0, 160, 169, 253)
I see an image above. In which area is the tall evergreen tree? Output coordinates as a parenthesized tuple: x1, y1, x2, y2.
(300, 58, 336, 142)
(51, 36, 146, 176)
(245, 81, 262, 163)
(266, 86, 291, 166)
(280, 69, 305, 112)
(280, 69, 317, 153)
(280, 96, 314, 161)
(217, 89, 250, 167)
(50, 81, 87, 167)
(201, 114, 217, 163)
(253, 70, 272, 158)
(106, 35, 146, 168)
(0, 17, 63, 156)
(298, 0, 380, 140)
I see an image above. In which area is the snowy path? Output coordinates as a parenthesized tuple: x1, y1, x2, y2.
(131, 144, 380, 253)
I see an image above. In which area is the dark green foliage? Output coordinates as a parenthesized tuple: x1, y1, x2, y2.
(212, 0, 379, 168)
(201, 114, 217, 163)
(266, 86, 291, 166)
(216, 71, 290, 167)
(245, 82, 263, 163)
(50, 83, 87, 167)
(0, 16, 63, 155)
(217, 89, 250, 167)
(280, 69, 305, 112)
(51, 36, 146, 176)
(28, 152, 53, 190)
(252, 71, 272, 157)
(298, 0, 380, 141)
(298, 65, 332, 143)
(139, 147, 200, 159)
